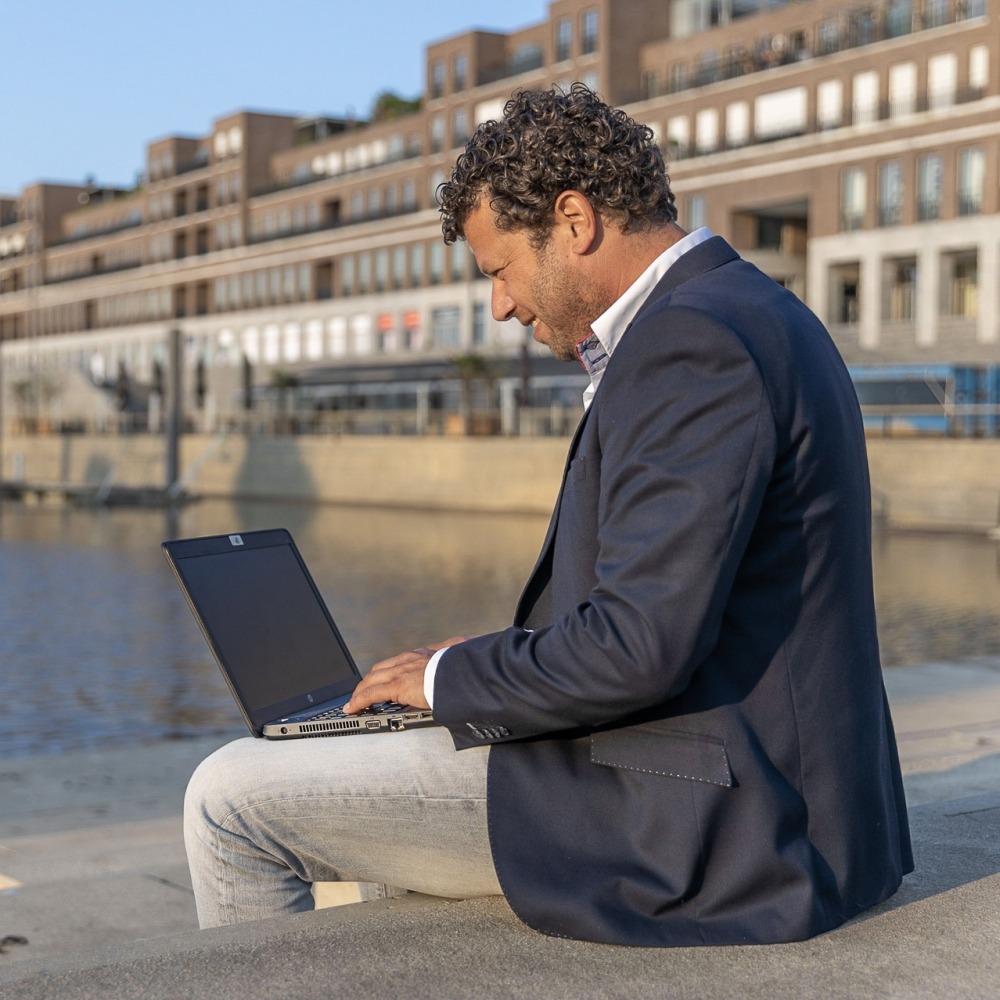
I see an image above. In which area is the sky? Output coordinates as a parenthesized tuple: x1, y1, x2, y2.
(1, 0, 546, 194)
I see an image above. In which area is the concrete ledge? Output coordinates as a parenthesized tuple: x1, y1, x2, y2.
(2, 791, 999, 1000)
(5, 432, 1000, 529)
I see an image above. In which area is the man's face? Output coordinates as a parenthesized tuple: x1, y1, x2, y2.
(463, 199, 600, 362)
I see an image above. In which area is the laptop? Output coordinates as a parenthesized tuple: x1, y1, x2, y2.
(161, 528, 436, 739)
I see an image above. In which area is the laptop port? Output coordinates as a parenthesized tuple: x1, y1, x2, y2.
(389, 718, 404, 731)
(366, 720, 381, 730)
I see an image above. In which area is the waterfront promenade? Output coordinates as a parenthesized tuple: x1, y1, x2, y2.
(5, 431, 1000, 533)
(2, 658, 999, 998)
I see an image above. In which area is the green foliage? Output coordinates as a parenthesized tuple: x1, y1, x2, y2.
(371, 91, 422, 122)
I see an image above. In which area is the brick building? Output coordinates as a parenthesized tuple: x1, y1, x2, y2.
(0, 0, 996, 432)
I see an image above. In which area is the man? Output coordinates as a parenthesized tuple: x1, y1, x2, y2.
(185, 85, 912, 947)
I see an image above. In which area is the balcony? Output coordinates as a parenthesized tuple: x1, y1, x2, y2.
(646, 0, 986, 101)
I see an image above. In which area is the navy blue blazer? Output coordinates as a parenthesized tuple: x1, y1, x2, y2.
(433, 237, 913, 946)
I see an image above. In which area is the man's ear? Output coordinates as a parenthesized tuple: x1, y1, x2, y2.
(553, 190, 598, 254)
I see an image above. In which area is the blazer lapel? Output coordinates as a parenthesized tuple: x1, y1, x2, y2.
(514, 405, 591, 627)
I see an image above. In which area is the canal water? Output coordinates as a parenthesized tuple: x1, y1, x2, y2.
(2, 497, 1000, 759)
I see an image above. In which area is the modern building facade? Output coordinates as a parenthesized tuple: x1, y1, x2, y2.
(0, 0, 996, 433)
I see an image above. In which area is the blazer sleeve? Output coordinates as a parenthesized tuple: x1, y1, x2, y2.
(433, 304, 778, 748)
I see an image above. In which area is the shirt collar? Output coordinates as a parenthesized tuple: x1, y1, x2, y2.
(576, 227, 715, 407)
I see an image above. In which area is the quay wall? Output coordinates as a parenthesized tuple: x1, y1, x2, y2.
(3, 432, 999, 533)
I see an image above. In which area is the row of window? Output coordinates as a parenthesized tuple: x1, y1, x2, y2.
(428, 8, 599, 99)
(658, 45, 989, 158)
(829, 248, 980, 328)
(842, 147, 987, 231)
(2, 300, 489, 384)
(23, 237, 475, 337)
(147, 127, 243, 182)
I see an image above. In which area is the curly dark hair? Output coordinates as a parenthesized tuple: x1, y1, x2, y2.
(439, 84, 677, 246)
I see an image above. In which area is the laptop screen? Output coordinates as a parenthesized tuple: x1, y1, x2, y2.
(166, 532, 359, 728)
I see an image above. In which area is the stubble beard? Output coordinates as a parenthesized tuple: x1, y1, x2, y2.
(532, 243, 603, 364)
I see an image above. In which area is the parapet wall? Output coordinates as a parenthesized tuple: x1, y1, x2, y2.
(3, 432, 999, 533)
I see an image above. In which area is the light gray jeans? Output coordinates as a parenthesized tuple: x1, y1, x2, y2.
(183, 727, 502, 928)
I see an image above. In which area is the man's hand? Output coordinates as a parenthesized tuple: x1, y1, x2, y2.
(343, 635, 474, 714)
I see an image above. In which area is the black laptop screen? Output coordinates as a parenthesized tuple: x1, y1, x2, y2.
(172, 540, 358, 723)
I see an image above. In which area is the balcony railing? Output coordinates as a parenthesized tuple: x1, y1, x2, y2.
(646, 0, 986, 101)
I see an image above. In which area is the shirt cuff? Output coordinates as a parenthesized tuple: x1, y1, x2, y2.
(423, 647, 450, 710)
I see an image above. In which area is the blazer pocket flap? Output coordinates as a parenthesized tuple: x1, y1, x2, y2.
(591, 725, 732, 787)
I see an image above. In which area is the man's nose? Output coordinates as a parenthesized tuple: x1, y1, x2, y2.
(491, 282, 516, 322)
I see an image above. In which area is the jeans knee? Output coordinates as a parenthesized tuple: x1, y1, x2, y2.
(183, 739, 255, 836)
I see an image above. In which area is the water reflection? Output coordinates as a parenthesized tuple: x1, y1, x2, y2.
(1, 498, 998, 758)
(872, 531, 1000, 667)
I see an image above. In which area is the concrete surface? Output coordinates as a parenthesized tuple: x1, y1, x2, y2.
(2, 659, 1000, 998)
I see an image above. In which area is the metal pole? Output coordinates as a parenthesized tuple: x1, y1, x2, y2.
(165, 327, 182, 492)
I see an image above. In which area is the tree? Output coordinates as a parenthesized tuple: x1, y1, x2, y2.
(450, 352, 499, 435)
(371, 91, 421, 122)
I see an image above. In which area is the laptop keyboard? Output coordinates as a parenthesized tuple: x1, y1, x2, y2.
(311, 701, 405, 721)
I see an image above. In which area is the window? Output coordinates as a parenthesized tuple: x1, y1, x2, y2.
(687, 194, 707, 230)
(430, 243, 444, 284)
(358, 253, 371, 294)
(817, 19, 840, 56)
(431, 60, 446, 99)
(328, 317, 348, 357)
(430, 169, 446, 205)
(886, 0, 911, 36)
(969, 45, 989, 94)
(725, 102, 749, 147)
(556, 17, 572, 61)
(430, 115, 445, 153)
(923, 0, 947, 28)
(453, 108, 470, 146)
(342, 255, 355, 296)
(852, 71, 879, 125)
(928, 52, 957, 109)
(884, 258, 917, 321)
(755, 87, 807, 140)
(407, 244, 424, 288)
(581, 9, 599, 55)
(878, 161, 903, 226)
(957, 147, 984, 215)
(841, 167, 867, 231)
(431, 306, 461, 348)
(375, 249, 389, 292)
(453, 53, 468, 91)
(888, 63, 917, 116)
(451, 242, 467, 281)
(695, 109, 719, 153)
(666, 116, 690, 159)
(817, 80, 843, 130)
(942, 250, 977, 317)
(917, 154, 942, 220)
(472, 302, 487, 345)
(829, 262, 861, 324)
(393, 246, 406, 289)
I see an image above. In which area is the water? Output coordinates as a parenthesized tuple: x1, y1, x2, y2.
(2, 498, 1000, 759)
